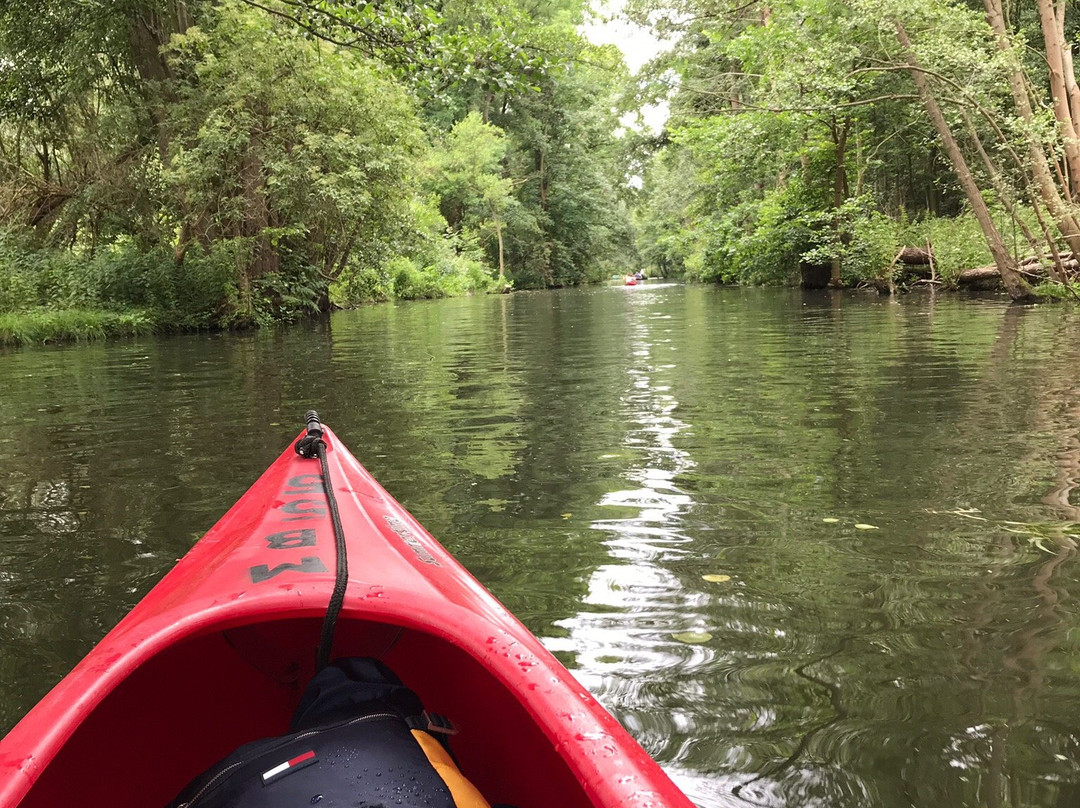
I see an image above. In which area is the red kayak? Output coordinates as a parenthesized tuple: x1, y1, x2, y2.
(0, 415, 694, 808)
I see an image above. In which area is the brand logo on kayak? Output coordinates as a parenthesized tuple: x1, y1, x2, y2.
(384, 516, 441, 566)
(250, 555, 327, 583)
(281, 474, 328, 521)
(249, 475, 331, 583)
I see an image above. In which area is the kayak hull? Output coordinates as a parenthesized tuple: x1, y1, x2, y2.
(0, 427, 693, 808)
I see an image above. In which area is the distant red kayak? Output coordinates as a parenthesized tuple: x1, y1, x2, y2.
(0, 416, 694, 808)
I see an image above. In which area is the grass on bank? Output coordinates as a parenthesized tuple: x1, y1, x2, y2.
(0, 224, 503, 347)
(0, 308, 157, 347)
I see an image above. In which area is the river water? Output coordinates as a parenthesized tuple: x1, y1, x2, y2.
(3, 284, 1080, 807)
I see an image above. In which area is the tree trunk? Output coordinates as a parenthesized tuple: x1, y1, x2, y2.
(127, 3, 192, 163)
(962, 108, 1069, 282)
(895, 23, 1035, 300)
(984, 0, 1080, 255)
(493, 210, 506, 283)
(830, 118, 849, 287)
(236, 129, 277, 319)
(1036, 0, 1080, 198)
(537, 149, 547, 212)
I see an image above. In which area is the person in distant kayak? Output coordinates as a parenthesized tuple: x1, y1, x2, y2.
(167, 657, 499, 808)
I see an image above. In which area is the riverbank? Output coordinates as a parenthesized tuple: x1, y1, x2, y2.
(5, 278, 1073, 348)
(0, 308, 158, 347)
(0, 236, 500, 347)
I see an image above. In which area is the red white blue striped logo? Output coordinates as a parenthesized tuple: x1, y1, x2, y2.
(262, 750, 318, 786)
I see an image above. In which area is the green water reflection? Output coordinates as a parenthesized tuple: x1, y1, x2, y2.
(3, 285, 1080, 807)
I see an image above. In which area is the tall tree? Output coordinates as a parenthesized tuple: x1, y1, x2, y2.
(428, 112, 516, 282)
(894, 21, 1033, 300)
(163, 3, 423, 320)
(982, 0, 1080, 257)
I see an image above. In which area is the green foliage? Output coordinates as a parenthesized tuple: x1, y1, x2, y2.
(631, 0, 1048, 290)
(1031, 282, 1080, 301)
(0, 229, 234, 328)
(842, 210, 901, 280)
(493, 44, 635, 287)
(0, 0, 638, 334)
(420, 0, 634, 289)
(389, 257, 441, 299)
(910, 216, 993, 280)
(248, 265, 325, 327)
(95, 244, 233, 328)
(331, 191, 496, 306)
(633, 146, 701, 278)
(728, 188, 813, 285)
(164, 4, 424, 322)
(801, 199, 901, 283)
(429, 115, 511, 217)
(331, 265, 394, 306)
(0, 308, 155, 346)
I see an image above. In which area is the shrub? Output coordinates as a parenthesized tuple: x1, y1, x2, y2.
(389, 257, 441, 300)
(914, 216, 993, 280)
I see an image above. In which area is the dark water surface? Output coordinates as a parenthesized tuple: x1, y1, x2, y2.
(4, 285, 1080, 807)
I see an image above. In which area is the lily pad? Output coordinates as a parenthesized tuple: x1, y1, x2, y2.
(854, 523, 879, 530)
(702, 574, 731, 583)
(672, 631, 712, 645)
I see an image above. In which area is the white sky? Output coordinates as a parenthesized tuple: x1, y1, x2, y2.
(581, 5, 667, 74)
(580, 0, 671, 133)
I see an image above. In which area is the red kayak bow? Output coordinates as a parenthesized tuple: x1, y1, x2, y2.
(0, 415, 694, 808)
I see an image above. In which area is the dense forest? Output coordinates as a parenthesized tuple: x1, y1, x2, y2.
(0, 0, 634, 339)
(630, 0, 1080, 300)
(2, 0, 1080, 342)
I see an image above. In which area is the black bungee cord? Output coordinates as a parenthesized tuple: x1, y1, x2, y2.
(294, 410, 348, 672)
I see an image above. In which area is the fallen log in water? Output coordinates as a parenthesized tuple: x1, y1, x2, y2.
(884, 244, 937, 283)
(1017, 254, 1080, 277)
(897, 246, 933, 265)
(957, 265, 1004, 291)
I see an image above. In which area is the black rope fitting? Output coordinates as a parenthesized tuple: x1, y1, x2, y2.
(294, 410, 349, 672)
(294, 435, 324, 458)
(294, 409, 325, 458)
